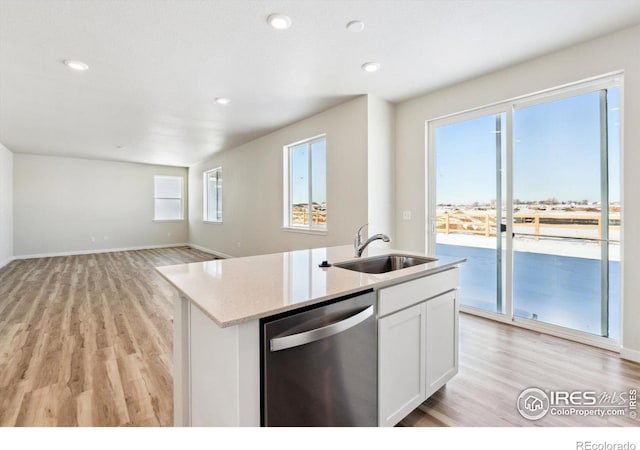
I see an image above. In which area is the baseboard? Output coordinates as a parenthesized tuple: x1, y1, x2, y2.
(13, 243, 190, 260)
(0, 256, 14, 270)
(620, 347, 640, 363)
(187, 243, 234, 259)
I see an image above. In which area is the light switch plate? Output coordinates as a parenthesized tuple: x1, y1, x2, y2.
(402, 210, 412, 220)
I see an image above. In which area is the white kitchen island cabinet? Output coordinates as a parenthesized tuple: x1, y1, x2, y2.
(378, 302, 427, 427)
(173, 294, 260, 427)
(188, 303, 260, 427)
(426, 291, 458, 398)
(378, 268, 459, 427)
(157, 245, 464, 427)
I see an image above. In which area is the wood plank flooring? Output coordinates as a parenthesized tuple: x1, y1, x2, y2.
(0, 246, 638, 426)
(0, 247, 215, 426)
(401, 313, 640, 427)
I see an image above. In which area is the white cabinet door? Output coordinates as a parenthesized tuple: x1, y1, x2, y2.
(378, 302, 426, 427)
(425, 291, 458, 397)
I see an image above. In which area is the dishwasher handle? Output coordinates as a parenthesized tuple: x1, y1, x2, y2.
(270, 305, 374, 352)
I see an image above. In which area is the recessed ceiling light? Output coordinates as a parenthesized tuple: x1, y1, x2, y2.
(215, 97, 231, 105)
(346, 20, 365, 32)
(361, 62, 380, 73)
(63, 59, 89, 71)
(267, 13, 292, 30)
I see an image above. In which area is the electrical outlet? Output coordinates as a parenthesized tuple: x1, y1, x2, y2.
(91, 236, 95, 242)
(104, 235, 109, 241)
(168, 232, 172, 237)
(403, 210, 412, 220)
(236, 242, 241, 248)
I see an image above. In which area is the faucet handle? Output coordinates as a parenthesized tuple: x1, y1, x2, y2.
(354, 223, 368, 257)
(355, 223, 368, 240)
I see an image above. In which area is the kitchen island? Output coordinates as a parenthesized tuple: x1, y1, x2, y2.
(156, 245, 465, 427)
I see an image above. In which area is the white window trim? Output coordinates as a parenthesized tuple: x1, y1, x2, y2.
(154, 175, 185, 222)
(281, 226, 328, 236)
(282, 134, 327, 233)
(203, 167, 223, 223)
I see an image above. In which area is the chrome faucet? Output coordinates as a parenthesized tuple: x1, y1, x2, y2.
(354, 224, 391, 257)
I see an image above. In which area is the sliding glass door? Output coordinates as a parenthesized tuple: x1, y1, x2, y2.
(430, 78, 621, 342)
(434, 112, 506, 314)
(512, 88, 620, 339)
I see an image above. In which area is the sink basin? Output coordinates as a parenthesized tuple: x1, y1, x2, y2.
(334, 254, 437, 274)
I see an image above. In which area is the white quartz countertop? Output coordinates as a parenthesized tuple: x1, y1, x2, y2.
(156, 245, 465, 328)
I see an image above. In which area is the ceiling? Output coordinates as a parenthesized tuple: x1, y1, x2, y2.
(1, 1, 640, 167)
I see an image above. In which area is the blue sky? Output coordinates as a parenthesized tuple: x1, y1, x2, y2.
(291, 139, 326, 204)
(436, 87, 620, 205)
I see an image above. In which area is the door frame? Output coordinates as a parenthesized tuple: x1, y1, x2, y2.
(425, 72, 624, 352)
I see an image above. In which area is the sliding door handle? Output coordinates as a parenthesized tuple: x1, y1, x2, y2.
(500, 224, 515, 238)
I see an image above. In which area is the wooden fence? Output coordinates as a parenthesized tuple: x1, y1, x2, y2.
(437, 212, 620, 242)
(292, 206, 327, 226)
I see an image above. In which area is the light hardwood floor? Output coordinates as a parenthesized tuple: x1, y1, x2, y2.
(0, 247, 215, 426)
(401, 313, 640, 427)
(0, 247, 638, 426)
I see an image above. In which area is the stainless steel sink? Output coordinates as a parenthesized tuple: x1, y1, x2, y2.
(334, 254, 437, 274)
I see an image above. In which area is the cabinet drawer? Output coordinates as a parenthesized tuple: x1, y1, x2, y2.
(378, 268, 458, 317)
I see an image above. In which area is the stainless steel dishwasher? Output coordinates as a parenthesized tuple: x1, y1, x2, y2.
(261, 289, 377, 426)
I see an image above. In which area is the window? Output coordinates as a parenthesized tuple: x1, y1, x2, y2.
(154, 175, 184, 221)
(283, 135, 326, 231)
(204, 167, 222, 223)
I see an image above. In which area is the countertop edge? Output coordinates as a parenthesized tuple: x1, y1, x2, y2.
(156, 269, 225, 328)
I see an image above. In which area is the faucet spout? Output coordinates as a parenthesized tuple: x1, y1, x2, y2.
(354, 224, 391, 257)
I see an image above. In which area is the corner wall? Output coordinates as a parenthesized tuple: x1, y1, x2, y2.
(367, 95, 396, 245)
(0, 143, 13, 268)
(13, 154, 189, 257)
(394, 24, 640, 359)
(188, 96, 369, 257)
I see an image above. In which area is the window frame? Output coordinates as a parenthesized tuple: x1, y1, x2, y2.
(203, 167, 223, 224)
(426, 72, 623, 350)
(282, 134, 327, 234)
(153, 175, 185, 222)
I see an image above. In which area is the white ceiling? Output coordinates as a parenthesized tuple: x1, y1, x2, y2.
(1, 0, 640, 167)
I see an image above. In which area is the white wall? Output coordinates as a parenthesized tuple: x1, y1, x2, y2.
(14, 154, 189, 257)
(189, 96, 369, 257)
(0, 143, 13, 268)
(367, 96, 396, 244)
(394, 25, 640, 357)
